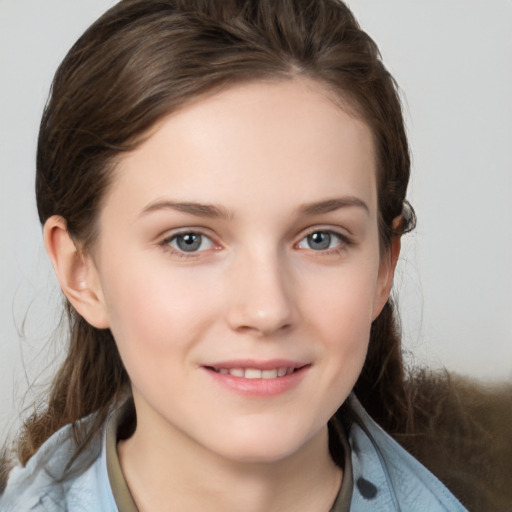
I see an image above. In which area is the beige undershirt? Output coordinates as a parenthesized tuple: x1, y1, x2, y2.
(105, 404, 353, 511)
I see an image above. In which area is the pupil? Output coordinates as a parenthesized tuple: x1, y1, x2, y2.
(177, 233, 201, 252)
(309, 232, 330, 250)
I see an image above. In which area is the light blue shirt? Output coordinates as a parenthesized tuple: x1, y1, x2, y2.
(0, 395, 467, 511)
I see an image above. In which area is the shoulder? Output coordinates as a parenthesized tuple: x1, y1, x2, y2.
(345, 394, 467, 512)
(0, 418, 117, 512)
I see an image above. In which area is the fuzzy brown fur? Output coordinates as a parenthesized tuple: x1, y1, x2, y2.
(396, 373, 512, 512)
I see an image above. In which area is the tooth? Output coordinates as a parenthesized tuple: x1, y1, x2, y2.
(262, 369, 278, 379)
(230, 368, 244, 377)
(277, 367, 287, 377)
(286, 368, 294, 375)
(219, 368, 228, 374)
(244, 368, 262, 379)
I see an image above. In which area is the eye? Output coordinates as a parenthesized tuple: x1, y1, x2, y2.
(166, 232, 214, 253)
(296, 230, 345, 251)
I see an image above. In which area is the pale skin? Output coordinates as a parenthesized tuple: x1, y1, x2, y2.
(44, 78, 400, 512)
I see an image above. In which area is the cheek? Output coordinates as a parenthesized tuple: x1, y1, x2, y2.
(299, 259, 379, 377)
(99, 260, 221, 366)
(298, 272, 374, 425)
(301, 260, 380, 331)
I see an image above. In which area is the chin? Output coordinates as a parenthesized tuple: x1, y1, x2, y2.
(203, 420, 325, 465)
(216, 442, 302, 465)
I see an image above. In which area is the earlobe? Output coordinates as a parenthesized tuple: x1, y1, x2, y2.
(43, 215, 110, 329)
(372, 229, 401, 321)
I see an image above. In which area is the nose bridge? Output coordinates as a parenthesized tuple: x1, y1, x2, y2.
(225, 245, 297, 336)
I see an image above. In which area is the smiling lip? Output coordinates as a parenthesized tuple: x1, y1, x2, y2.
(202, 359, 310, 397)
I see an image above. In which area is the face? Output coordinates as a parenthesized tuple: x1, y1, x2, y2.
(84, 79, 394, 463)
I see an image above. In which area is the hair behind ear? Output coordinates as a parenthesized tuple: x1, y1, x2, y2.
(353, 299, 413, 435)
(16, 306, 130, 467)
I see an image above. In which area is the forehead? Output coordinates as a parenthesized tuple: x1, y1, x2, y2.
(105, 78, 377, 221)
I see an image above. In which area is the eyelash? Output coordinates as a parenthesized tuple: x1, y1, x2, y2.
(160, 228, 352, 259)
(295, 228, 352, 256)
(160, 230, 217, 259)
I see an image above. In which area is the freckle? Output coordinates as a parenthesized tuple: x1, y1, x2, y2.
(356, 477, 378, 500)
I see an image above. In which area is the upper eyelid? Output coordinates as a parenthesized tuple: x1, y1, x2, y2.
(161, 227, 217, 242)
(297, 226, 351, 241)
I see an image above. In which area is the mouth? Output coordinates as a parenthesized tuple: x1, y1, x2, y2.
(205, 366, 303, 379)
(202, 361, 310, 396)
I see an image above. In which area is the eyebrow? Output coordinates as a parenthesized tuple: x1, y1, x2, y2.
(298, 197, 369, 216)
(140, 200, 232, 219)
(139, 196, 369, 219)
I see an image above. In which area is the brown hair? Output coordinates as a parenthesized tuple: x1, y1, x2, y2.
(19, 0, 415, 469)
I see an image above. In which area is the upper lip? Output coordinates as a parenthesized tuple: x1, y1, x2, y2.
(202, 359, 308, 371)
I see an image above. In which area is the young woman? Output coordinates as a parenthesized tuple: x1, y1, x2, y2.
(0, 0, 470, 510)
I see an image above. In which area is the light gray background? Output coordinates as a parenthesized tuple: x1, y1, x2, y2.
(1, 0, 511, 438)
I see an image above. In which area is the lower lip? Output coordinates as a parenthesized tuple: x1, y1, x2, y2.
(203, 366, 310, 397)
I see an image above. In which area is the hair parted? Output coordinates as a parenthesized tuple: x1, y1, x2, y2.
(21, 0, 415, 468)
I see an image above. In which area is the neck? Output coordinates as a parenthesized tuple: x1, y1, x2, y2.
(118, 405, 342, 512)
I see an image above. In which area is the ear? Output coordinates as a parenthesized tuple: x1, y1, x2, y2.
(372, 219, 402, 321)
(44, 215, 110, 329)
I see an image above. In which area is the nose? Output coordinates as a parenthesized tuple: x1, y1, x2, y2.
(225, 250, 299, 337)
